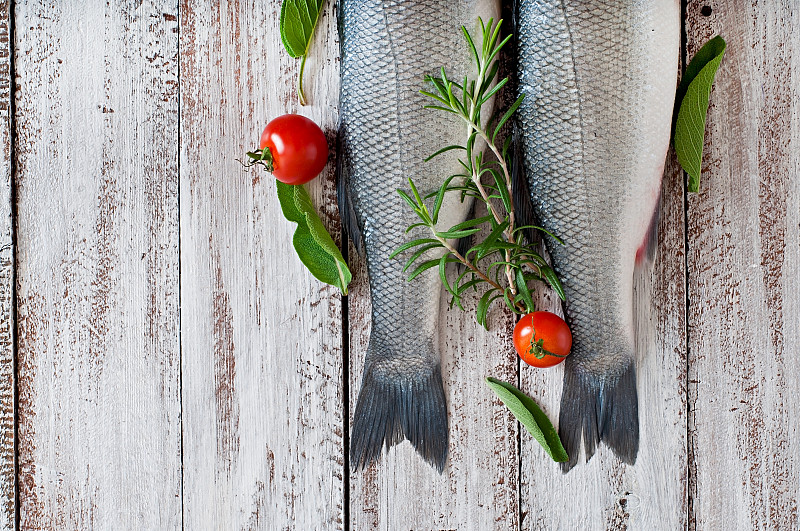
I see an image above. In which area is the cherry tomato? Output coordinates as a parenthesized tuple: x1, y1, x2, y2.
(258, 114, 328, 185)
(513, 311, 572, 368)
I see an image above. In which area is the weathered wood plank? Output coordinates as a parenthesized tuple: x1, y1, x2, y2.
(686, 3, 800, 529)
(179, 1, 344, 528)
(348, 243, 520, 530)
(13, 1, 181, 528)
(0, 1, 13, 529)
(518, 151, 688, 529)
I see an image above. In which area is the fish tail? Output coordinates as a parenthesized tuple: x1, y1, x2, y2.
(558, 359, 639, 472)
(350, 362, 448, 473)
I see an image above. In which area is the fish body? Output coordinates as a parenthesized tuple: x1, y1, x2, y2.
(338, 0, 500, 471)
(515, 0, 680, 470)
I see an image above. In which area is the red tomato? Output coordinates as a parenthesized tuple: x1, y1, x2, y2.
(258, 114, 329, 185)
(513, 311, 572, 368)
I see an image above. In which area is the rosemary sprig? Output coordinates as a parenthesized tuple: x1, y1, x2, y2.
(392, 18, 565, 329)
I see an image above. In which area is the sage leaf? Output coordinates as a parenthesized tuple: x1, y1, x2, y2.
(674, 36, 726, 193)
(485, 377, 568, 462)
(279, 0, 326, 105)
(275, 181, 351, 295)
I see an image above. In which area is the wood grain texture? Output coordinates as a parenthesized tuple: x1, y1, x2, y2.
(348, 240, 520, 530)
(0, 1, 12, 529)
(519, 152, 687, 530)
(686, 2, 800, 529)
(4, 1, 799, 528)
(13, 1, 181, 529)
(15, 2, 181, 529)
(178, 1, 344, 528)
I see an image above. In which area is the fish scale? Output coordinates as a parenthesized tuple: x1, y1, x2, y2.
(515, 0, 679, 470)
(339, 0, 500, 471)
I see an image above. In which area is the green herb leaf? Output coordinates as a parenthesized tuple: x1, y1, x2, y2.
(279, 0, 326, 105)
(475, 220, 510, 260)
(674, 36, 726, 193)
(456, 278, 483, 295)
(439, 254, 452, 295)
(397, 18, 567, 322)
(432, 175, 461, 224)
(403, 244, 440, 272)
(275, 181, 351, 295)
(435, 228, 482, 240)
(515, 268, 534, 313)
(447, 214, 494, 232)
(407, 258, 441, 281)
(540, 265, 565, 301)
(424, 145, 466, 163)
(478, 76, 508, 107)
(476, 289, 500, 330)
(485, 378, 568, 462)
(389, 238, 440, 259)
(397, 189, 420, 211)
(492, 94, 524, 143)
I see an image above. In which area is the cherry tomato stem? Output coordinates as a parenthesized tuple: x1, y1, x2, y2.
(243, 147, 275, 172)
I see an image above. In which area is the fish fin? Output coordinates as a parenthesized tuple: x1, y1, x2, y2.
(558, 359, 639, 472)
(350, 362, 448, 473)
(636, 196, 661, 265)
(336, 132, 365, 256)
(511, 128, 537, 244)
(599, 360, 639, 465)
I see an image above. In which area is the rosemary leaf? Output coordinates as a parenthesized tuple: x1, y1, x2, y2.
(407, 259, 441, 281)
(389, 238, 440, 259)
(516, 268, 535, 314)
(476, 289, 500, 329)
(397, 189, 419, 211)
(447, 214, 494, 232)
(403, 244, 441, 273)
(435, 228, 482, 240)
(541, 265, 566, 301)
(476, 221, 510, 259)
(425, 145, 467, 163)
(393, 17, 566, 324)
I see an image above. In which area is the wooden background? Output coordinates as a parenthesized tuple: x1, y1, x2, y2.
(0, 0, 797, 529)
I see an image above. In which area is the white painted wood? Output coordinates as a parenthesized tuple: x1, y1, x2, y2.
(348, 198, 521, 529)
(178, 1, 345, 528)
(0, 1, 13, 528)
(13, 1, 181, 528)
(519, 153, 687, 530)
(686, 3, 800, 529)
(5, 1, 799, 528)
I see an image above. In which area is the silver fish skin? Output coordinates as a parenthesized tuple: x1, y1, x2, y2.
(515, 0, 679, 470)
(338, 1, 500, 472)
